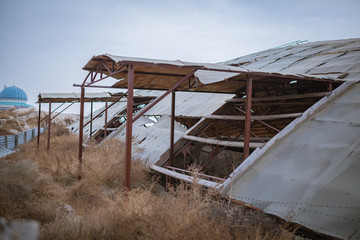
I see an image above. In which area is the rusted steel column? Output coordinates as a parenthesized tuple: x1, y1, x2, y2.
(37, 102, 41, 149)
(169, 91, 176, 166)
(243, 75, 253, 159)
(47, 102, 51, 151)
(78, 86, 85, 165)
(125, 65, 134, 191)
(90, 101, 93, 138)
(104, 101, 108, 138)
(327, 82, 333, 92)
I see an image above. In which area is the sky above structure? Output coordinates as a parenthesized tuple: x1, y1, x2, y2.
(0, 0, 359, 113)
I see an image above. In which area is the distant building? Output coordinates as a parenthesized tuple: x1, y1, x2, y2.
(0, 85, 32, 110)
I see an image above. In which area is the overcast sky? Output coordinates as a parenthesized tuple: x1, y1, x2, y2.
(0, 0, 359, 113)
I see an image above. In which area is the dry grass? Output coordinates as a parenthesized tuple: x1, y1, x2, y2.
(0, 125, 302, 240)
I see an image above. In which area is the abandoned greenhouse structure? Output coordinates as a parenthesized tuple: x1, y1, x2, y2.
(37, 38, 359, 240)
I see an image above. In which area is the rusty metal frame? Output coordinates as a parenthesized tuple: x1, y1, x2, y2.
(75, 55, 337, 189)
(236, 107, 280, 133)
(90, 101, 93, 138)
(82, 93, 127, 128)
(51, 101, 77, 121)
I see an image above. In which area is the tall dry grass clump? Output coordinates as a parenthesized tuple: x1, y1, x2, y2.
(1, 125, 300, 240)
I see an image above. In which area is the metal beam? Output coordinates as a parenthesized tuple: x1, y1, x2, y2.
(104, 101, 108, 138)
(47, 102, 51, 151)
(227, 92, 330, 103)
(50, 101, 77, 121)
(203, 113, 302, 121)
(78, 86, 85, 172)
(244, 75, 253, 159)
(90, 101, 93, 138)
(125, 65, 134, 191)
(132, 69, 196, 123)
(235, 107, 281, 133)
(83, 93, 126, 128)
(37, 102, 41, 150)
(182, 135, 263, 148)
(170, 91, 175, 166)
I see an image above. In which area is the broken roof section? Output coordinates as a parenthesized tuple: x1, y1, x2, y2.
(220, 81, 360, 240)
(69, 90, 234, 144)
(82, 53, 339, 94)
(222, 38, 360, 82)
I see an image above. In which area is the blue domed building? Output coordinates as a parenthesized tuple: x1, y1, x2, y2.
(0, 85, 32, 110)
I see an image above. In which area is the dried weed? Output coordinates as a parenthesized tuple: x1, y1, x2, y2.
(1, 125, 301, 240)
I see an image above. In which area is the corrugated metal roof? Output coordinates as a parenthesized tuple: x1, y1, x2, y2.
(107, 115, 186, 165)
(83, 53, 337, 94)
(67, 101, 128, 141)
(0, 145, 13, 158)
(143, 92, 234, 117)
(222, 38, 360, 82)
(220, 81, 360, 239)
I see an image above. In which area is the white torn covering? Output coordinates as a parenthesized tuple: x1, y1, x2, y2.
(107, 115, 187, 166)
(194, 70, 239, 85)
(220, 81, 360, 240)
(222, 38, 360, 82)
(143, 92, 235, 117)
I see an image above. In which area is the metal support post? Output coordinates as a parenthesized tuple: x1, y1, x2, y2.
(78, 86, 85, 168)
(243, 75, 253, 159)
(104, 101, 108, 138)
(47, 102, 51, 151)
(125, 65, 134, 191)
(170, 91, 176, 166)
(90, 101, 93, 138)
(37, 102, 41, 149)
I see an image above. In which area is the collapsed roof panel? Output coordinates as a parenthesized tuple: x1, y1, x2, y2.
(223, 38, 360, 81)
(107, 115, 187, 165)
(220, 81, 360, 240)
(83, 52, 338, 94)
